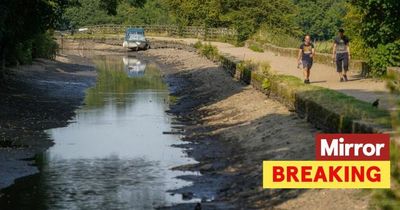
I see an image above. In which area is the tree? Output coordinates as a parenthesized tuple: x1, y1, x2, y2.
(350, 0, 400, 47)
(294, 0, 347, 40)
(0, 0, 61, 73)
(164, 0, 297, 43)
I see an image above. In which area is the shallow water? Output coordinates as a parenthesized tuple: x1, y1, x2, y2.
(0, 55, 199, 209)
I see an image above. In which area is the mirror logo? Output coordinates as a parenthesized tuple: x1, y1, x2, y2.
(263, 134, 390, 188)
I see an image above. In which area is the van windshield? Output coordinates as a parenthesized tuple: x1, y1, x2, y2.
(126, 32, 145, 41)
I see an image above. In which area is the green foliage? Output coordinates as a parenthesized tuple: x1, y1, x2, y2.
(341, 3, 369, 60)
(313, 41, 332, 54)
(163, 0, 298, 44)
(15, 41, 33, 65)
(371, 187, 400, 210)
(9, 32, 58, 65)
(32, 31, 58, 60)
(386, 70, 400, 95)
(198, 43, 219, 61)
(9, 31, 58, 65)
(345, 1, 400, 77)
(248, 43, 264, 52)
(390, 141, 400, 180)
(348, 37, 368, 60)
(0, 0, 61, 69)
(63, 0, 172, 28)
(294, 0, 347, 40)
(273, 75, 391, 126)
(63, 0, 116, 27)
(100, 0, 118, 15)
(262, 79, 270, 90)
(236, 61, 253, 83)
(350, 0, 400, 47)
(193, 41, 203, 49)
(257, 62, 272, 76)
(250, 25, 301, 49)
(368, 40, 400, 77)
(225, 58, 391, 127)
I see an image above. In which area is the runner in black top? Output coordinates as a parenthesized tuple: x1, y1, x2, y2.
(332, 28, 351, 82)
(297, 34, 315, 84)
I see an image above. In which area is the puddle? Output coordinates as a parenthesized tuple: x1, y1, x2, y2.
(0, 55, 200, 209)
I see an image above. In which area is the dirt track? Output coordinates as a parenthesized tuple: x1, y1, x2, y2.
(143, 48, 370, 209)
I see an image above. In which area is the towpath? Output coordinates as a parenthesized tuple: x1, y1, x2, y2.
(150, 36, 396, 111)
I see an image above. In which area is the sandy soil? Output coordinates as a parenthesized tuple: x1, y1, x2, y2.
(0, 52, 96, 190)
(143, 48, 371, 209)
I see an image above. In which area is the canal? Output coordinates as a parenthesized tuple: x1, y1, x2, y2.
(0, 54, 200, 209)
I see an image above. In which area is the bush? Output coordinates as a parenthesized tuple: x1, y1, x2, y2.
(368, 40, 400, 77)
(234, 19, 256, 46)
(257, 62, 272, 76)
(6, 31, 58, 66)
(193, 41, 203, 49)
(349, 37, 369, 60)
(32, 31, 58, 60)
(15, 41, 33, 65)
(200, 43, 219, 61)
(262, 78, 270, 90)
(386, 70, 400, 94)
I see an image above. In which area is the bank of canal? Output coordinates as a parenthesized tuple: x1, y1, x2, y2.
(0, 54, 201, 209)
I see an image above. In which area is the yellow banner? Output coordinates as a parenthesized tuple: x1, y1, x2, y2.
(263, 161, 390, 189)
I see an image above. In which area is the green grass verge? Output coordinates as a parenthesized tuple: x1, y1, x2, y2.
(276, 74, 391, 127)
(248, 43, 264, 52)
(235, 60, 391, 128)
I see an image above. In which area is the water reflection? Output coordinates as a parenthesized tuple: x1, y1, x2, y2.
(123, 56, 146, 78)
(0, 55, 199, 209)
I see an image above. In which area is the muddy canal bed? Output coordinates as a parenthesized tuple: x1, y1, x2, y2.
(1, 43, 370, 210)
(0, 54, 201, 209)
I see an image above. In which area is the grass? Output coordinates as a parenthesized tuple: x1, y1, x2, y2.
(370, 141, 400, 209)
(250, 27, 300, 49)
(314, 40, 332, 54)
(248, 43, 264, 52)
(194, 41, 220, 61)
(224, 55, 392, 129)
(275, 74, 391, 127)
(228, 57, 391, 129)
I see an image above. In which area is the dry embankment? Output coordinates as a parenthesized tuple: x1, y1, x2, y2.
(144, 48, 370, 209)
(0, 53, 96, 190)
